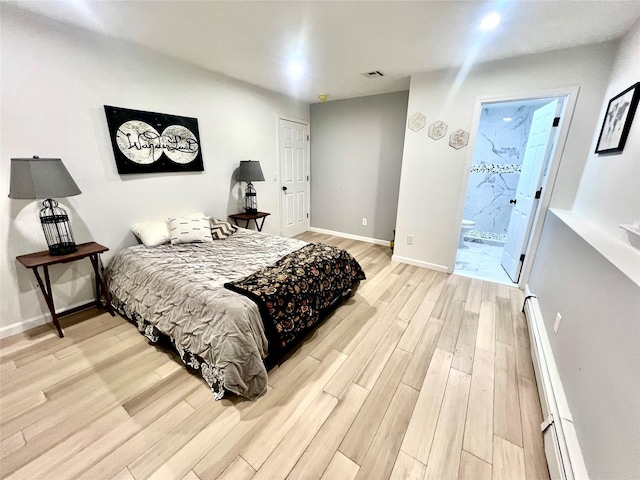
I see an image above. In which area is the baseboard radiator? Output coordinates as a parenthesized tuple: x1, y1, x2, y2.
(523, 286, 589, 480)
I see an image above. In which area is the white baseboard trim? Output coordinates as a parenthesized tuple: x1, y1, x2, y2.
(523, 285, 589, 480)
(1, 314, 50, 339)
(391, 254, 449, 273)
(307, 227, 389, 246)
(0, 298, 94, 339)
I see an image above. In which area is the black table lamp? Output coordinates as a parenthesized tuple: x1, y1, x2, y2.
(237, 160, 265, 214)
(9, 156, 82, 255)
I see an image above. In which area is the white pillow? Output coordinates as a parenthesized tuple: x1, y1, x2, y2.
(169, 216, 213, 244)
(131, 220, 170, 247)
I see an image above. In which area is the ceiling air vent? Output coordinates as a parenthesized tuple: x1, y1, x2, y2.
(362, 70, 385, 78)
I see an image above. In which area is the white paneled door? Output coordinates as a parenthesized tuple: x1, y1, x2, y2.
(279, 118, 310, 237)
(501, 99, 558, 282)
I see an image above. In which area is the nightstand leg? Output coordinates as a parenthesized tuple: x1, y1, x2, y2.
(89, 254, 115, 316)
(33, 266, 64, 338)
(93, 255, 100, 308)
(255, 217, 266, 231)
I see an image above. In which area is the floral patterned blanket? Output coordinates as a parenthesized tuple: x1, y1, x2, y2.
(225, 243, 366, 360)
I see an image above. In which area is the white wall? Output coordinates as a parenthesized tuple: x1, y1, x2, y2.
(0, 6, 309, 336)
(528, 20, 640, 478)
(528, 212, 640, 479)
(394, 42, 616, 270)
(573, 20, 640, 241)
(310, 91, 408, 241)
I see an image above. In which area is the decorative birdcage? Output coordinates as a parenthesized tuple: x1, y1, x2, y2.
(244, 182, 258, 214)
(39, 199, 77, 255)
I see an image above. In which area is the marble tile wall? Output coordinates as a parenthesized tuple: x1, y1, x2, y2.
(462, 103, 539, 237)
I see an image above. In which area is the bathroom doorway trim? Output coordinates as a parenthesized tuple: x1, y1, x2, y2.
(448, 86, 579, 287)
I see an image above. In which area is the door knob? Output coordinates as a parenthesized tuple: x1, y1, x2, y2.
(509, 198, 517, 205)
(282, 186, 288, 191)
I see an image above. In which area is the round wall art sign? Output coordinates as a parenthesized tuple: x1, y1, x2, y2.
(115, 120, 163, 165)
(160, 125, 199, 164)
(408, 112, 426, 132)
(105, 105, 204, 174)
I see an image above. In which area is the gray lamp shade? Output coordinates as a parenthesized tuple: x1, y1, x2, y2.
(9, 157, 81, 199)
(237, 160, 265, 182)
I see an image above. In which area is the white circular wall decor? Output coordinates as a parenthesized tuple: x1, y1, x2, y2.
(449, 129, 470, 149)
(115, 120, 162, 164)
(408, 112, 426, 132)
(162, 125, 200, 164)
(428, 120, 448, 140)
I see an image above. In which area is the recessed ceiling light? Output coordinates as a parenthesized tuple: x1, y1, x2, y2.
(480, 12, 501, 31)
(288, 62, 303, 78)
(503, 117, 513, 122)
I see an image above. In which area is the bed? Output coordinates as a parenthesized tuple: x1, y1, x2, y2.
(105, 226, 365, 400)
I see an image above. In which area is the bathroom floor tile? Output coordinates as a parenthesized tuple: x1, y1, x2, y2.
(454, 242, 516, 285)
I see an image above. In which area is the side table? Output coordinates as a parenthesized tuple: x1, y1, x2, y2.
(16, 242, 115, 338)
(229, 212, 270, 232)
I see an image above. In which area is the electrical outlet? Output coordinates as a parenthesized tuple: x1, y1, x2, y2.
(362, 217, 367, 226)
(553, 312, 562, 333)
(407, 234, 414, 245)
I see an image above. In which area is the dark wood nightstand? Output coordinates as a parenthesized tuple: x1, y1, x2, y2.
(16, 242, 115, 338)
(229, 212, 270, 232)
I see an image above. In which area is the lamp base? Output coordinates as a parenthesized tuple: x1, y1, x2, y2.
(243, 207, 258, 214)
(48, 241, 77, 256)
(40, 199, 77, 256)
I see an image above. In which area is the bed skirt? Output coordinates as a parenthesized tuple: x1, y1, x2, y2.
(112, 298, 229, 400)
(111, 283, 359, 399)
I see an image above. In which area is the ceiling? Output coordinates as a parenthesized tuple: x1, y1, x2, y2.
(10, 1, 640, 104)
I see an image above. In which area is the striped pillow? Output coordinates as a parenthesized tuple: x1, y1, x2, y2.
(168, 216, 213, 244)
(209, 217, 237, 240)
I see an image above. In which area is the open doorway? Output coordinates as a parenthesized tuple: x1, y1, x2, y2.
(454, 96, 564, 285)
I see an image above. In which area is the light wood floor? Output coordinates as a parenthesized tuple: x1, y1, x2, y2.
(0, 232, 549, 480)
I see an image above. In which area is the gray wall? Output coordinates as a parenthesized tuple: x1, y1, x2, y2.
(528, 212, 640, 479)
(526, 20, 640, 478)
(310, 91, 408, 241)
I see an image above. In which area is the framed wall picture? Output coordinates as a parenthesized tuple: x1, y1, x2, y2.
(595, 82, 640, 154)
(104, 105, 204, 174)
